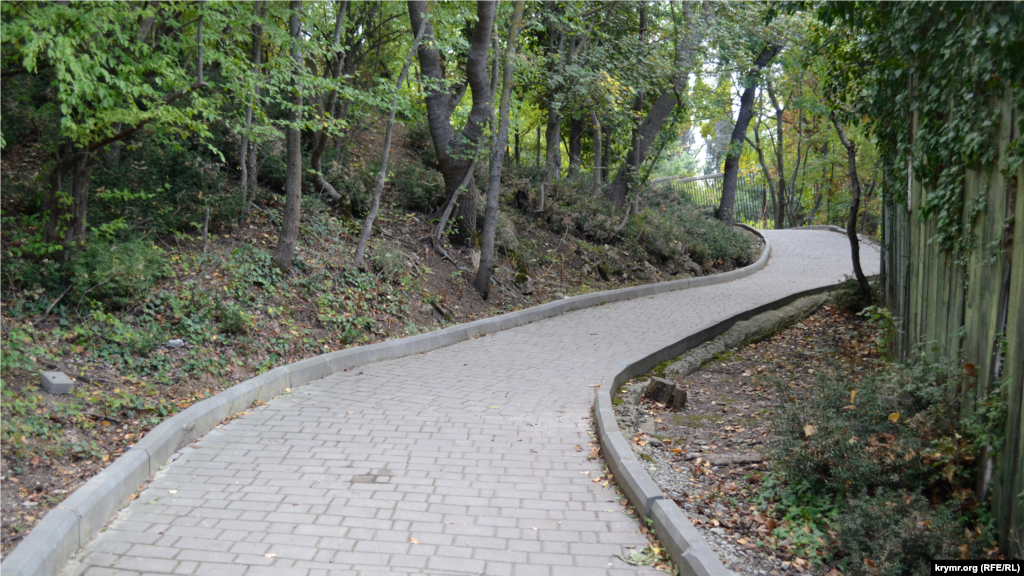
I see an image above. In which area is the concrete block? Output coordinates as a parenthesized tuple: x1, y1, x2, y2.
(650, 499, 731, 576)
(61, 450, 150, 543)
(39, 371, 73, 394)
(615, 459, 664, 518)
(0, 507, 79, 576)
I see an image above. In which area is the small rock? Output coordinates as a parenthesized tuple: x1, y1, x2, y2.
(400, 226, 410, 234)
(167, 339, 185, 349)
(582, 263, 591, 275)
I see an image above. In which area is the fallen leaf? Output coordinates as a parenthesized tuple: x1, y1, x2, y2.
(410, 537, 419, 544)
(347, 411, 354, 414)
(490, 406, 500, 409)
(168, 490, 178, 494)
(888, 412, 900, 424)
(765, 518, 778, 530)
(803, 424, 817, 437)
(264, 553, 277, 558)
(101, 421, 111, 427)
(29, 456, 40, 466)
(849, 390, 857, 403)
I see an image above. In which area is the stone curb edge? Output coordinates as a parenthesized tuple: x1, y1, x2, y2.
(593, 268, 878, 576)
(2, 226, 770, 576)
(796, 224, 880, 247)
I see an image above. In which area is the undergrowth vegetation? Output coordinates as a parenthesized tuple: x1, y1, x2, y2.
(761, 357, 1006, 574)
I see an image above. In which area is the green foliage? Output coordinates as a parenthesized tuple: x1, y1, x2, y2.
(226, 244, 283, 299)
(70, 240, 167, 308)
(819, 2, 1024, 261)
(766, 356, 1004, 566)
(390, 163, 446, 213)
(369, 242, 408, 284)
(214, 301, 252, 336)
(549, 176, 753, 268)
(857, 305, 896, 360)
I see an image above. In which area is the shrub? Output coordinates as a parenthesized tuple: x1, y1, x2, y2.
(370, 242, 407, 283)
(391, 163, 446, 213)
(214, 301, 252, 336)
(226, 244, 283, 301)
(767, 357, 1003, 568)
(547, 177, 753, 268)
(70, 240, 167, 308)
(832, 489, 962, 576)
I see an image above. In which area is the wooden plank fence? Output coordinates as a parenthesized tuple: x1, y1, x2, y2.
(881, 97, 1022, 553)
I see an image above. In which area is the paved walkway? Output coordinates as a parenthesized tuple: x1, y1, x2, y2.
(69, 230, 879, 576)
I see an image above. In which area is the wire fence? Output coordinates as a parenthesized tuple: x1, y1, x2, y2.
(649, 171, 768, 222)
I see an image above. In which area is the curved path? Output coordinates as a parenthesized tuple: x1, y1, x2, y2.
(68, 230, 879, 576)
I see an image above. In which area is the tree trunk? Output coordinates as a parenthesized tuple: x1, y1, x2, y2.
(591, 108, 602, 194)
(716, 44, 781, 224)
(409, 0, 495, 247)
(606, 3, 697, 211)
(605, 89, 682, 210)
(353, 8, 430, 267)
(568, 116, 584, 177)
(240, 1, 264, 217)
(514, 129, 520, 165)
(310, 1, 348, 205)
(272, 0, 304, 270)
(830, 111, 872, 300)
(44, 147, 96, 251)
(539, 107, 561, 211)
(476, 0, 525, 298)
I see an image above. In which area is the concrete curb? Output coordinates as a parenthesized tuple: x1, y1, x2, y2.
(592, 243, 877, 576)
(2, 227, 770, 576)
(795, 224, 880, 247)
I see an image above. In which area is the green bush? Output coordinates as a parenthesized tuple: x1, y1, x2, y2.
(70, 240, 167, 308)
(767, 357, 1004, 568)
(547, 176, 753, 268)
(90, 136, 241, 237)
(832, 489, 963, 576)
(214, 301, 252, 336)
(226, 244, 283, 301)
(370, 243, 407, 283)
(391, 163, 446, 213)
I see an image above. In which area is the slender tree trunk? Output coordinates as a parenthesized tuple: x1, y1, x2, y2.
(514, 129, 520, 165)
(272, 1, 304, 270)
(240, 1, 264, 217)
(539, 108, 561, 211)
(568, 116, 584, 176)
(353, 8, 429, 267)
(601, 123, 611, 182)
(310, 1, 348, 205)
(476, 0, 525, 298)
(716, 44, 780, 224)
(591, 108, 602, 194)
(767, 83, 787, 228)
(830, 111, 871, 299)
(535, 124, 541, 168)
